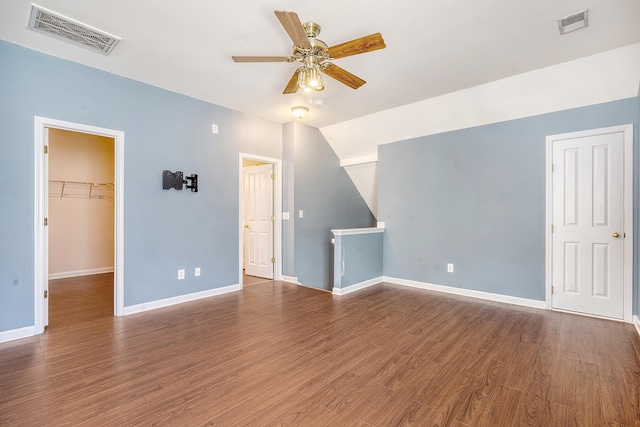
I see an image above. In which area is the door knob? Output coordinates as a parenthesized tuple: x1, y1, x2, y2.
(612, 232, 620, 238)
(244, 225, 249, 229)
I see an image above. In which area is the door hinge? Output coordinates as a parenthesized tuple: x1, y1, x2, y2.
(44, 217, 48, 226)
(551, 286, 554, 295)
(271, 173, 275, 180)
(271, 257, 276, 264)
(44, 290, 48, 299)
(551, 224, 554, 233)
(44, 145, 49, 154)
(271, 215, 275, 221)
(551, 163, 554, 172)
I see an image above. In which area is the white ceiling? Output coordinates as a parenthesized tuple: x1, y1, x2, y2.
(1, 0, 639, 128)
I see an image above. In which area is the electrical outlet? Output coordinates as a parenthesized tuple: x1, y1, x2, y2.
(299, 210, 304, 218)
(211, 124, 218, 134)
(195, 267, 201, 277)
(447, 263, 454, 273)
(178, 269, 185, 280)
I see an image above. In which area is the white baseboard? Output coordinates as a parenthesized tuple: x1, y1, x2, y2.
(333, 276, 383, 295)
(383, 276, 546, 310)
(49, 267, 114, 280)
(123, 284, 242, 316)
(281, 275, 299, 284)
(0, 326, 35, 344)
(633, 315, 640, 337)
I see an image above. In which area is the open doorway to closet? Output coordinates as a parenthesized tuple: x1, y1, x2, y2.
(47, 129, 115, 327)
(239, 153, 282, 287)
(34, 117, 125, 335)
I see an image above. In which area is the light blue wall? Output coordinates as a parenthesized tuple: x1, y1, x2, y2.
(291, 122, 376, 290)
(0, 41, 282, 332)
(281, 122, 295, 277)
(2, 40, 636, 334)
(379, 98, 639, 302)
(333, 231, 383, 289)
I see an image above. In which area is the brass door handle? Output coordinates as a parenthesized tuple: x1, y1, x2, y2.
(612, 232, 620, 238)
(244, 225, 249, 229)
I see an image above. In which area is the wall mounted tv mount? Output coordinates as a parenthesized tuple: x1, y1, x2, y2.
(162, 170, 198, 192)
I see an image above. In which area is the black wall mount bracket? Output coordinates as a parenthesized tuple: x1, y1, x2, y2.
(162, 170, 198, 192)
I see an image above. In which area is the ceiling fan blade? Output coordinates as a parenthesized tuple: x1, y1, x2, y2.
(283, 69, 299, 94)
(326, 33, 386, 59)
(232, 56, 291, 62)
(322, 63, 366, 89)
(274, 11, 312, 49)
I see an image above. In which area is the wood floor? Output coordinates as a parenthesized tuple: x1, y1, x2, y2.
(243, 273, 274, 287)
(1, 274, 640, 426)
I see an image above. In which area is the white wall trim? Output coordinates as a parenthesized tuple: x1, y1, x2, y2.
(633, 315, 640, 337)
(35, 116, 125, 336)
(545, 131, 553, 311)
(48, 267, 114, 280)
(545, 124, 633, 322)
(238, 153, 282, 282)
(340, 154, 378, 167)
(281, 275, 298, 284)
(0, 326, 35, 344)
(384, 276, 547, 309)
(332, 276, 383, 295)
(123, 284, 241, 316)
(331, 227, 384, 236)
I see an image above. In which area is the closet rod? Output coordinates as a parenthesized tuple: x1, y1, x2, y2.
(48, 179, 114, 187)
(48, 180, 114, 203)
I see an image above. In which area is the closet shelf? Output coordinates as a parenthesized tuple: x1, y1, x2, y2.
(49, 180, 114, 203)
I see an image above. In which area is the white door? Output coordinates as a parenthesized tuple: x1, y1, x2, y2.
(551, 129, 625, 319)
(243, 164, 274, 279)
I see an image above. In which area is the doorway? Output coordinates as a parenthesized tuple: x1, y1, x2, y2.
(47, 129, 114, 326)
(545, 124, 632, 321)
(238, 153, 282, 286)
(34, 117, 125, 334)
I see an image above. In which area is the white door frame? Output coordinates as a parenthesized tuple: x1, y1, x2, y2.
(545, 124, 633, 322)
(34, 116, 125, 334)
(238, 153, 282, 285)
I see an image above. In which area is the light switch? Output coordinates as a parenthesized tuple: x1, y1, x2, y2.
(298, 210, 304, 218)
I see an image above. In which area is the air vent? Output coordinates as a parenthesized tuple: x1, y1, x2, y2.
(558, 9, 589, 35)
(28, 4, 121, 55)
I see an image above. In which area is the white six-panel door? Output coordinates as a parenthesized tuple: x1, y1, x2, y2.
(551, 130, 625, 319)
(243, 164, 274, 279)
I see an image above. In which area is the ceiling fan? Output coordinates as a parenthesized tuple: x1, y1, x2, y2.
(232, 11, 386, 94)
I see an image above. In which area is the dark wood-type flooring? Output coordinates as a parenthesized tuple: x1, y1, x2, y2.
(1, 273, 640, 426)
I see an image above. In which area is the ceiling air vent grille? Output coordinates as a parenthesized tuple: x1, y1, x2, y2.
(28, 4, 121, 55)
(558, 9, 589, 35)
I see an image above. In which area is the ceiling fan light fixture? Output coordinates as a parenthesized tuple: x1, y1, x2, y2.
(297, 66, 324, 92)
(308, 67, 320, 88)
(291, 106, 309, 119)
(297, 68, 307, 90)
